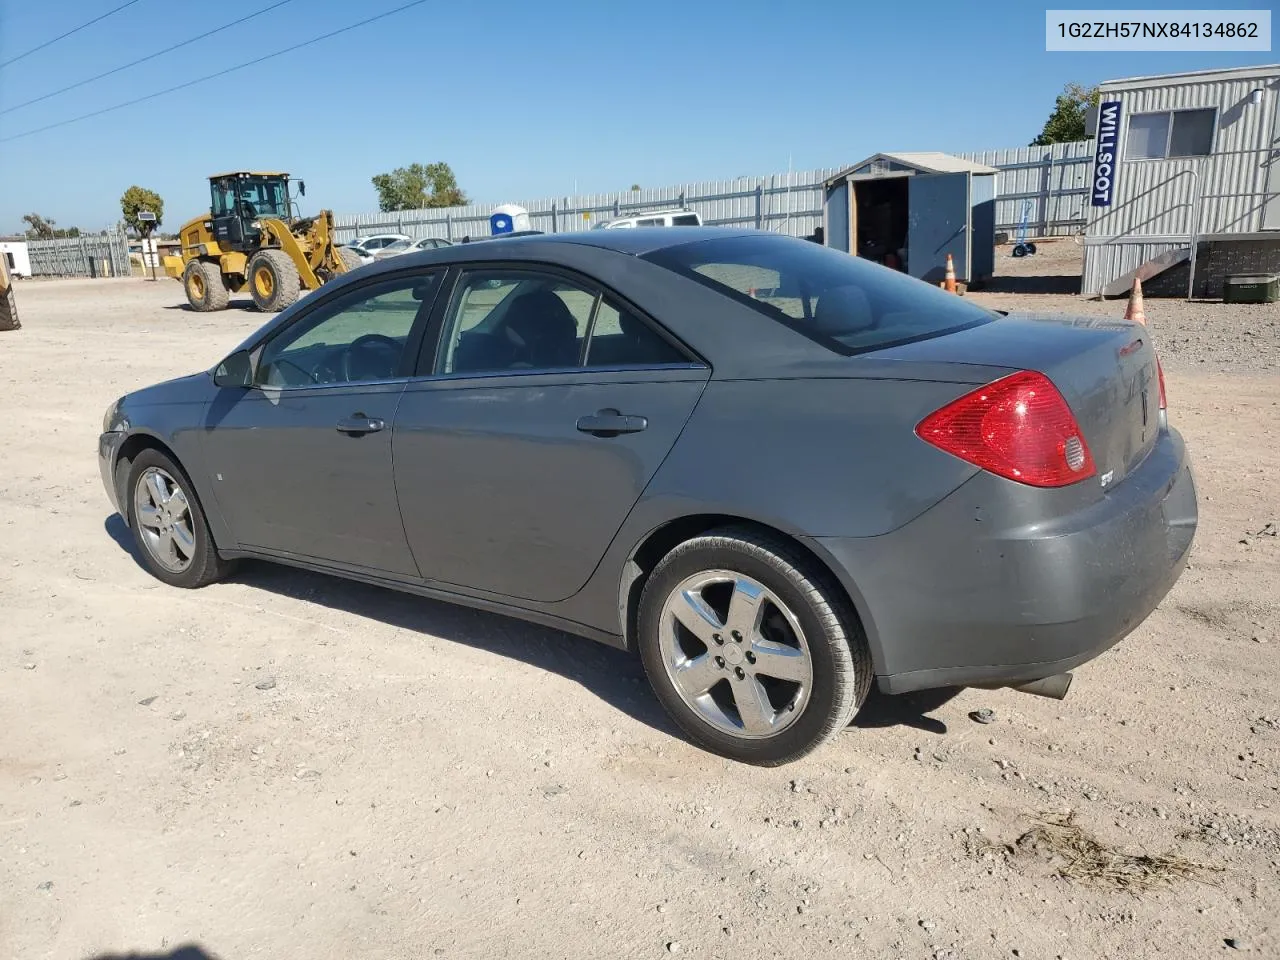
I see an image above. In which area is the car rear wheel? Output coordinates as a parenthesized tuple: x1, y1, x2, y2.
(126, 449, 233, 588)
(638, 527, 872, 765)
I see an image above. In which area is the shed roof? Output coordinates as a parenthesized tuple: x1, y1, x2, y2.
(1100, 63, 1280, 91)
(824, 152, 998, 186)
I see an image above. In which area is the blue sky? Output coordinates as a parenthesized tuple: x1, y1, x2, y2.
(0, 0, 1272, 233)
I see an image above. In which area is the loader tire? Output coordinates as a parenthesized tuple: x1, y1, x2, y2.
(183, 259, 229, 312)
(0, 283, 19, 331)
(247, 249, 301, 313)
(338, 247, 364, 273)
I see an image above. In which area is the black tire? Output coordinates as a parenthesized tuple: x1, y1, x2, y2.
(338, 247, 364, 273)
(637, 526, 872, 766)
(0, 283, 19, 331)
(125, 448, 234, 589)
(1012, 244, 1028, 258)
(247, 249, 301, 312)
(183, 259, 229, 312)
(1025, 242, 1037, 255)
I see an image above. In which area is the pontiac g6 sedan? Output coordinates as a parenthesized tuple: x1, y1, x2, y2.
(100, 229, 1197, 765)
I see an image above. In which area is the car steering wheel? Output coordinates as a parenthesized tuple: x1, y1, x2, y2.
(342, 333, 402, 382)
(272, 356, 321, 385)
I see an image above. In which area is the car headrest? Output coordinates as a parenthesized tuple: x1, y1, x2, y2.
(503, 290, 577, 343)
(813, 285, 875, 336)
(500, 289, 580, 367)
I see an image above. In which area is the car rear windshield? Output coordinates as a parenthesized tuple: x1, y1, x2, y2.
(642, 234, 995, 355)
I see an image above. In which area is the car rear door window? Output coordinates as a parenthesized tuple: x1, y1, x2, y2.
(257, 273, 440, 387)
(436, 270, 690, 375)
(584, 300, 687, 368)
(643, 234, 994, 355)
(438, 271, 591, 375)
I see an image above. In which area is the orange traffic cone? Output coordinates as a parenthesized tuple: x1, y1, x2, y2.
(1123, 277, 1146, 325)
(942, 254, 958, 294)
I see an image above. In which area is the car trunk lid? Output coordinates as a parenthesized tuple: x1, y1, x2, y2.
(869, 313, 1161, 488)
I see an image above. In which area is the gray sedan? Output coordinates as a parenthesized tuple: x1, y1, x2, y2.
(99, 229, 1196, 765)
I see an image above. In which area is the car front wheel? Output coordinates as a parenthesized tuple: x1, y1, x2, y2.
(126, 449, 233, 588)
(638, 527, 872, 765)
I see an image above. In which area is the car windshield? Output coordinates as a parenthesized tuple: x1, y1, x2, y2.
(643, 234, 995, 355)
(384, 240, 411, 252)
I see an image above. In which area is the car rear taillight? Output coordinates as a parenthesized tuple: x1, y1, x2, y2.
(1157, 358, 1167, 410)
(915, 371, 1096, 488)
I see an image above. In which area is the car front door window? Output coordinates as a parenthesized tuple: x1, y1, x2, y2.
(257, 275, 438, 387)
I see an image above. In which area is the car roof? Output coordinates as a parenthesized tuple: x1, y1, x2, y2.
(342, 227, 769, 281)
(500, 226, 756, 256)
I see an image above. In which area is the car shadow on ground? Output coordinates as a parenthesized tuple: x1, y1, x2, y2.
(104, 515, 671, 737)
(87, 948, 218, 960)
(853, 687, 960, 734)
(105, 514, 964, 742)
(979, 274, 1082, 295)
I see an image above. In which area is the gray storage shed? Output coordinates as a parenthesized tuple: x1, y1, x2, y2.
(822, 152, 998, 286)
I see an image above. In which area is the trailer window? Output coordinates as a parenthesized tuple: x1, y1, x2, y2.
(644, 234, 995, 356)
(1126, 109, 1215, 160)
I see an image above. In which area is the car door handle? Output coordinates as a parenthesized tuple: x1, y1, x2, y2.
(576, 409, 648, 437)
(335, 414, 385, 435)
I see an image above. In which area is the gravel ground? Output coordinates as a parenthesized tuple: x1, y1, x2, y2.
(0, 276, 1277, 960)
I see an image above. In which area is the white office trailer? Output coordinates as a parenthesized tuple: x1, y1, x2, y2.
(1082, 64, 1280, 298)
(0, 241, 32, 278)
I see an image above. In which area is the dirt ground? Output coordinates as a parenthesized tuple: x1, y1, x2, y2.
(1, 246, 1278, 960)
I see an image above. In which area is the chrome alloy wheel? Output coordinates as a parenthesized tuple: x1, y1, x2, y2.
(658, 570, 814, 739)
(133, 467, 196, 573)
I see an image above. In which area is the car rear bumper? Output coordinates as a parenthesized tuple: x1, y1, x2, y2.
(99, 431, 125, 515)
(811, 427, 1197, 694)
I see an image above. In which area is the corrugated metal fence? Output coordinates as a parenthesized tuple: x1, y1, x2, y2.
(26, 233, 131, 278)
(335, 142, 1094, 245)
(960, 141, 1094, 239)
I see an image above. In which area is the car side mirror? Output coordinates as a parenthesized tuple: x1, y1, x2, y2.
(213, 349, 253, 388)
(298, 180, 306, 196)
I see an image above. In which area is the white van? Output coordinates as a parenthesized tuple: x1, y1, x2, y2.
(595, 209, 702, 230)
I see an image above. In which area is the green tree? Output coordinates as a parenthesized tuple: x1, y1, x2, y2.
(22, 213, 56, 239)
(371, 162, 468, 212)
(1031, 83, 1100, 145)
(630, 183, 641, 191)
(120, 185, 164, 237)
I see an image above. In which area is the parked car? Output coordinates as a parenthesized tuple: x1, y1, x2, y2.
(98, 229, 1196, 765)
(342, 234, 411, 263)
(595, 209, 702, 229)
(373, 236, 453, 260)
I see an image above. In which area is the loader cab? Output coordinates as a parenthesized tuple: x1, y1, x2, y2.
(209, 172, 293, 252)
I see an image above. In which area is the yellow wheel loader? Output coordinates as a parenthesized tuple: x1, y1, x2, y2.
(163, 172, 361, 313)
(0, 252, 20, 331)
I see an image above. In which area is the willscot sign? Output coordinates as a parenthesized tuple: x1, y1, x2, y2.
(1091, 100, 1122, 207)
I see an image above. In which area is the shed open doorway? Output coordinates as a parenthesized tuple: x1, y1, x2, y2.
(853, 176, 908, 272)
